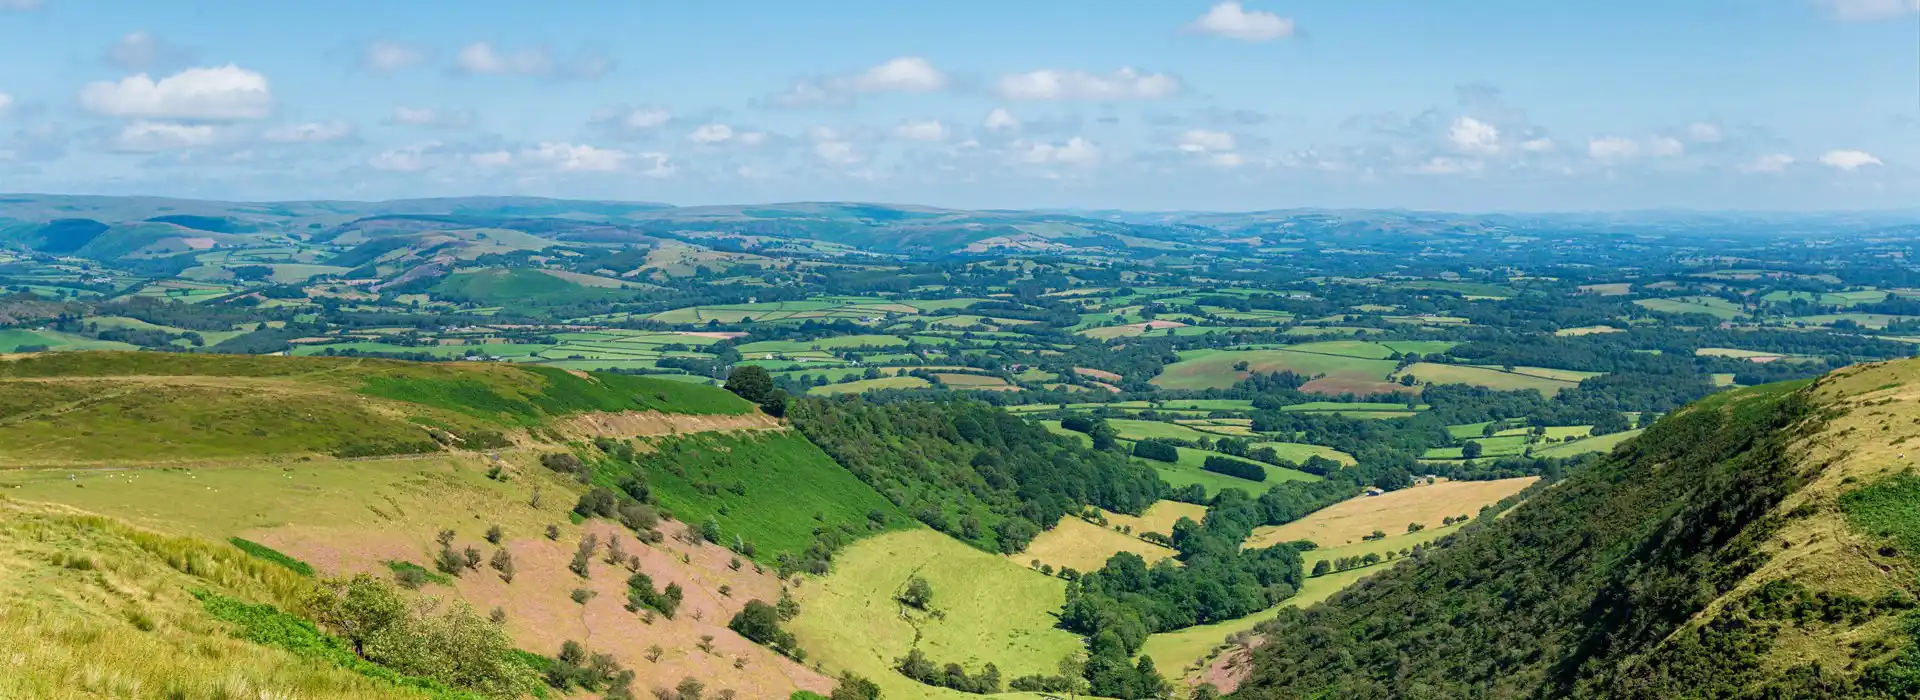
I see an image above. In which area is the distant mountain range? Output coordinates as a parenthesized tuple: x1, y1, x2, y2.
(3, 194, 1918, 266)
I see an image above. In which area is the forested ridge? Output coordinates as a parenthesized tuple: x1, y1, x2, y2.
(1234, 380, 1825, 699)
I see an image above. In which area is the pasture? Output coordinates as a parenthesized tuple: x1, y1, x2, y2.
(1100, 501, 1210, 539)
(1152, 345, 1400, 393)
(1634, 296, 1745, 319)
(788, 530, 1085, 700)
(1243, 477, 1539, 549)
(1397, 362, 1585, 396)
(1013, 517, 1178, 572)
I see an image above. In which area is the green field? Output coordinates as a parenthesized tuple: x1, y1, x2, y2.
(1398, 362, 1583, 396)
(0, 329, 139, 352)
(1147, 445, 1320, 496)
(1250, 441, 1357, 465)
(1533, 429, 1645, 458)
(809, 376, 932, 394)
(1153, 346, 1400, 392)
(1634, 296, 1745, 319)
(613, 431, 911, 562)
(789, 529, 1085, 700)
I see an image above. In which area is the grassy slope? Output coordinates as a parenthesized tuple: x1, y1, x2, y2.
(0, 352, 749, 465)
(610, 431, 913, 563)
(788, 529, 1083, 700)
(0, 500, 441, 700)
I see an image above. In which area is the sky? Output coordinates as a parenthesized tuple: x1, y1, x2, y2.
(0, 0, 1916, 211)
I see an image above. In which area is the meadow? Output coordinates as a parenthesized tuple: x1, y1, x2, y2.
(1243, 477, 1538, 549)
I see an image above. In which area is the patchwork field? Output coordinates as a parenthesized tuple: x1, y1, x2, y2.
(1100, 500, 1210, 539)
(1243, 477, 1539, 549)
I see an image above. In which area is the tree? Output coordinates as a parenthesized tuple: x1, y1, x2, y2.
(484, 524, 504, 544)
(830, 673, 882, 700)
(724, 366, 775, 404)
(1461, 441, 1484, 459)
(675, 676, 705, 700)
(1311, 559, 1332, 577)
(728, 600, 797, 655)
(490, 548, 516, 583)
(900, 576, 934, 610)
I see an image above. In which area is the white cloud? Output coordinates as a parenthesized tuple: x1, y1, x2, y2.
(735, 131, 768, 147)
(894, 119, 949, 141)
(983, 108, 1020, 133)
(1645, 136, 1685, 157)
(1176, 129, 1236, 153)
(1687, 122, 1722, 142)
(1013, 137, 1101, 166)
(470, 150, 513, 167)
(0, 0, 42, 11)
(0, 93, 12, 117)
(388, 106, 471, 129)
(1205, 152, 1247, 168)
(455, 42, 552, 76)
(619, 107, 671, 131)
(689, 123, 735, 144)
(1742, 154, 1796, 173)
(1824, 0, 1920, 21)
(80, 65, 272, 120)
(1408, 156, 1484, 175)
(1448, 116, 1501, 155)
(1519, 137, 1556, 153)
(369, 142, 438, 172)
(997, 68, 1181, 101)
(1821, 149, 1883, 170)
(263, 121, 353, 143)
(362, 41, 431, 72)
(453, 43, 610, 79)
(113, 121, 216, 152)
(1588, 136, 1683, 161)
(814, 140, 862, 165)
(524, 142, 646, 173)
(1183, 2, 1297, 42)
(774, 56, 948, 105)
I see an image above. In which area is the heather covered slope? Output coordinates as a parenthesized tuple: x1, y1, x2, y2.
(1235, 359, 1920, 699)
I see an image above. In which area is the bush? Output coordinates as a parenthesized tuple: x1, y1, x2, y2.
(1131, 439, 1180, 463)
(728, 600, 799, 657)
(304, 573, 543, 697)
(1202, 455, 1267, 481)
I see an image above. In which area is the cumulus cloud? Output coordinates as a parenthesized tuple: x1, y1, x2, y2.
(361, 41, 432, 72)
(1448, 116, 1501, 155)
(388, 106, 472, 129)
(113, 121, 217, 152)
(1407, 156, 1485, 176)
(1824, 0, 1920, 21)
(996, 67, 1181, 101)
(0, 0, 42, 11)
(453, 42, 610, 79)
(369, 142, 438, 172)
(1742, 154, 1796, 173)
(1183, 2, 1297, 42)
(0, 93, 12, 117)
(1176, 129, 1236, 153)
(1588, 135, 1683, 161)
(108, 31, 192, 72)
(814, 140, 862, 165)
(688, 123, 735, 144)
(983, 108, 1021, 133)
(773, 56, 948, 106)
(469, 150, 513, 168)
(1519, 137, 1556, 153)
(80, 65, 272, 120)
(523, 142, 654, 173)
(1687, 122, 1723, 143)
(1821, 149, 1883, 170)
(617, 107, 670, 131)
(894, 119, 949, 141)
(1013, 137, 1101, 166)
(263, 121, 353, 143)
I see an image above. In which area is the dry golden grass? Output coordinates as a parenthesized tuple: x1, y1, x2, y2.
(1100, 500, 1209, 539)
(1012, 516, 1178, 572)
(0, 500, 421, 700)
(1244, 477, 1538, 548)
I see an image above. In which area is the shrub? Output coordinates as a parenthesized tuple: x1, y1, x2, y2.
(1201, 455, 1267, 481)
(1131, 439, 1181, 463)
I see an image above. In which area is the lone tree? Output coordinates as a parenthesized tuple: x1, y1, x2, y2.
(1461, 441, 1484, 459)
(899, 576, 934, 610)
(724, 366, 775, 404)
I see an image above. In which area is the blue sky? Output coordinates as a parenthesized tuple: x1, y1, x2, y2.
(0, 0, 1915, 211)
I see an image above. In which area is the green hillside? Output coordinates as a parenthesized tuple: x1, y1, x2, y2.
(1236, 362, 1920, 698)
(0, 352, 751, 464)
(591, 430, 913, 565)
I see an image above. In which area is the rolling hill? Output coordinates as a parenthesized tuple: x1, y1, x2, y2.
(1232, 359, 1920, 699)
